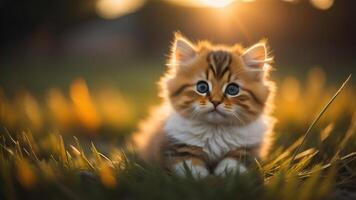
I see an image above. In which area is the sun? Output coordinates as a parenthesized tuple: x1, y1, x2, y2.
(199, 0, 235, 8)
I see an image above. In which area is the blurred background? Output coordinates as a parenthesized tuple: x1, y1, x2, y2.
(0, 0, 355, 151)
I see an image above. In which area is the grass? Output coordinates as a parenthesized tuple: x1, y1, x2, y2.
(0, 70, 355, 200)
(1, 125, 355, 200)
(289, 74, 352, 166)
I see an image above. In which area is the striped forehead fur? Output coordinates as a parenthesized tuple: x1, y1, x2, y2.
(207, 50, 232, 79)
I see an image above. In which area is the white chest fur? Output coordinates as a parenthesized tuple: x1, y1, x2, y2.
(164, 112, 269, 160)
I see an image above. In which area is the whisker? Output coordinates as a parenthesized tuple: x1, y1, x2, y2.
(231, 112, 245, 126)
(190, 107, 200, 119)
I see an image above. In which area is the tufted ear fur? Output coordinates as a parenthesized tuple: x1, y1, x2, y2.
(241, 43, 272, 70)
(170, 33, 197, 66)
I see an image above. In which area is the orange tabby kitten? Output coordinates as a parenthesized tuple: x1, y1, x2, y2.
(132, 33, 276, 178)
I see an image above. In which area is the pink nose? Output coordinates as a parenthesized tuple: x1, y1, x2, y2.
(211, 101, 221, 108)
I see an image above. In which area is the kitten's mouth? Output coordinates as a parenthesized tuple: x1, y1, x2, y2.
(207, 108, 226, 116)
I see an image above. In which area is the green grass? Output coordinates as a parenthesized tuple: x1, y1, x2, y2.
(0, 75, 355, 200)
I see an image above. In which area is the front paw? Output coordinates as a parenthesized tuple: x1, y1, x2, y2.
(214, 158, 247, 176)
(173, 159, 209, 179)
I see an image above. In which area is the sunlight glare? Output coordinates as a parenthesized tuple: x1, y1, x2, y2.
(96, 0, 145, 19)
(199, 0, 235, 8)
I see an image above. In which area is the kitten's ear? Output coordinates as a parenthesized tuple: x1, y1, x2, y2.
(241, 43, 272, 69)
(170, 33, 197, 66)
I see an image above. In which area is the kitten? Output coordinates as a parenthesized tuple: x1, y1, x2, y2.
(132, 33, 276, 178)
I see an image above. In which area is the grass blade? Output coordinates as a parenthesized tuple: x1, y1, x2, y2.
(289, 74, 352, 166)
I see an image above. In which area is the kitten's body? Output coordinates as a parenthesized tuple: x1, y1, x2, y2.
(132, 34, 276, 178)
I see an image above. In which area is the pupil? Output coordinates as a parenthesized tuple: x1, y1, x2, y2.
(197, 81, 208, 93)
(226, 84, 239, 95)
(229, 87, 235, 93)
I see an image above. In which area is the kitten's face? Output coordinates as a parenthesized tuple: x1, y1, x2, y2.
(163, 34, 273, 126)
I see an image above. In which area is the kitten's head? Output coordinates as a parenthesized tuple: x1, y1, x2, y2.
(161, 33, 275, 126)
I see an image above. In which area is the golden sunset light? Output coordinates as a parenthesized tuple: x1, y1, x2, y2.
(165, 0, 236, 8)
(96, 0, 145, 19)
(0, 0, 354, 199)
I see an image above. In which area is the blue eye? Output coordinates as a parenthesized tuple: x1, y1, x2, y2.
(196, 81, 209, 94)
(225, 83, 240, 96)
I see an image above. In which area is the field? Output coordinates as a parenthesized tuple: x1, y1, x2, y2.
(0, 63, 355, 200)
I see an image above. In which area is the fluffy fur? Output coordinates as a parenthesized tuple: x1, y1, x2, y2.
(132, 33, 276, 177)
(165, 112, 273, 160)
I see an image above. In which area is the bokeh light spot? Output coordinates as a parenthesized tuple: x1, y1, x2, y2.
(70, 79, 101, 130)
(96, 0, 145, 19)
(310, 0, 334, 10)
(165, 0, 236, 8)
